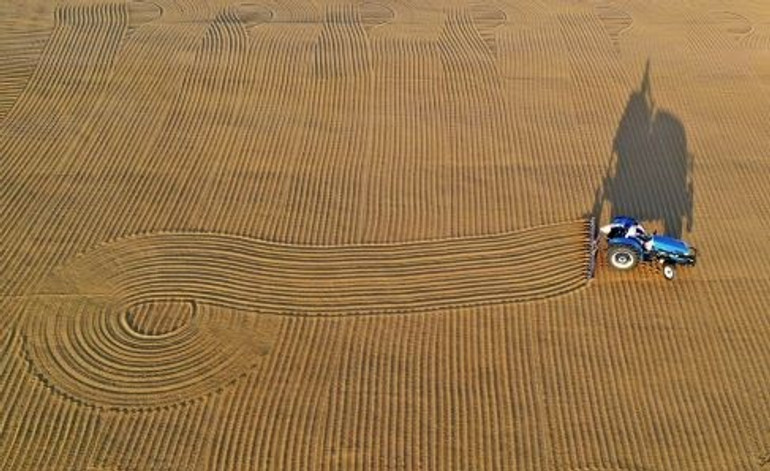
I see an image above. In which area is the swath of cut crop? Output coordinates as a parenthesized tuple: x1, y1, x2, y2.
(558, 11, 630, 125)
(126, 0, 163, 36)
(496, 17, 601, 227)
(270, 4, 374, 244)
(468, 5, 506, 57)
(0, 3, 127, 176)
(0, 5, 52, 120)
(125, 299, 194, 335)
(37, 219, 592, 316)
(21, 297, 279, 409)
(359, 2, 393, 30)
(314, 5, 371, 78)
(362, 32, 448, 241)
(3, 1, 770, 469)
(709, 10, 752, 37)
(436, 9, 527, 233)
(0, 329, 106, 470)
(0, 3, 128, 295)
(594, 3, 633, 48)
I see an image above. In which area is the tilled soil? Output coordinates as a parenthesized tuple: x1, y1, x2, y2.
(1, 0, 769, 469)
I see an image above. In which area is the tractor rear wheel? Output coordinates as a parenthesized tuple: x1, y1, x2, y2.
(608, 245, 639, 271)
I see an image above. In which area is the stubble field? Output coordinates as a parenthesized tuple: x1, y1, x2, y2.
(1, 0, 769, 469)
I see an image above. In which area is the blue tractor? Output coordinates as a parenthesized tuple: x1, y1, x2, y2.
(598, 216, 697, 280)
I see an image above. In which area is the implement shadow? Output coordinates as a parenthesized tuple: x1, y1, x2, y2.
(590, 60, 694, 238)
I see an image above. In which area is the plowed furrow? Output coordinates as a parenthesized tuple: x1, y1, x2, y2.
(0, 4, 128, 296)
(0, 26, 50, 120)
(21, 300, 279, 409)
(40, 220, 591, 316)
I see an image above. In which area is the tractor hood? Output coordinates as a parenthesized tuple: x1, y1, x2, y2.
(650, 235, 690, 255)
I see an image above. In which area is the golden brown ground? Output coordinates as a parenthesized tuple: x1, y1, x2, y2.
(1, 0, 769, 469)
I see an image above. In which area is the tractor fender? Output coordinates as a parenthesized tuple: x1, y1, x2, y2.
(608, 237, 644, 257)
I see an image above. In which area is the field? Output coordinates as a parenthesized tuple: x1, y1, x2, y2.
(1, 0, 769, 469)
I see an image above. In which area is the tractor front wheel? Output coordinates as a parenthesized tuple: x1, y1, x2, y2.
(662, 264, 676, 281)
(608, 245, 639, 271)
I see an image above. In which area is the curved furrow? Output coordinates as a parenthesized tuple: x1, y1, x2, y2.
(125, 300, 194, 336)
(62, 218, 585, 272)
(437, 9, 523, 233)
(0, 3, 127, 198)
(1, 6, 218, 304)
(105, 253, 582, 298)
(742, 29, 770, 50)
(0, 3, 128, 295)
(37, 219, 592, 317)
(0, 22, 52, 120)
(594, 3, 633, 48)
(162, 7, 251, 231)
(314, 5, 371, 79)
(97, 234, 583, 280)
(105, 243, 584, 291)
(69, 22, 207, 246)
(112, 269, 585, 314)
(75, 215, 584, 259)
(273, 4, 374, 244)
(22, 300, 280, 409)
(236, 24, 318, 240)
(192, 7, 254, 227)
(365, 31, 448, 241)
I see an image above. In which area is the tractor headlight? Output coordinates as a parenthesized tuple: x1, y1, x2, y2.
(687, 247, 697, 265)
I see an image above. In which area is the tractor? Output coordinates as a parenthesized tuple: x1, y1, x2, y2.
(598, 216, 697, 281)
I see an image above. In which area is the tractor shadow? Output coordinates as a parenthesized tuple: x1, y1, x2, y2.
(590, 60, 694, 238)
